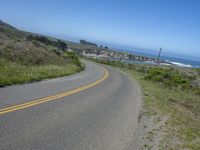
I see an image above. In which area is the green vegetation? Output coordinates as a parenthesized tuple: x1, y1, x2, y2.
(93, 59, 200, 96)
(27, 35, 68, 51)
(0, 58, 82, 86)
(92, 58, 200, 150)
(0, 20, 84, 86)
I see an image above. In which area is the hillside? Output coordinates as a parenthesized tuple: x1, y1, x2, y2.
(0, 20, 84, 86)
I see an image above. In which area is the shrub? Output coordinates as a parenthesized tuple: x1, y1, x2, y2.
(144, 67, 191, 89)
(92, 58, 199, 95)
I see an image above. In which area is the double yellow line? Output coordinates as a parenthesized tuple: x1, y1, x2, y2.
(0, 67, 109, 116)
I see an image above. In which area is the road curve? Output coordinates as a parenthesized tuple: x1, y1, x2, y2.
(0, 61, 141, 150)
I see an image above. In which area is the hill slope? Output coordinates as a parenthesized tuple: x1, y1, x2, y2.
(0, 20, 84, 86)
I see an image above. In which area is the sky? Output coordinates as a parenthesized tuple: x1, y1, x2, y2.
(0, 0, 200, 59)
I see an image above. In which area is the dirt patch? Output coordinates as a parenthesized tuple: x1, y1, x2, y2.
(126, 110, 169, 150)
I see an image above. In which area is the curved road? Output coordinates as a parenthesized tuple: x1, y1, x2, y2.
(0, 61, 141, 150)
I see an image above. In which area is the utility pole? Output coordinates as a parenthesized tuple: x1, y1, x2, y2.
(156, 48, 162, 66)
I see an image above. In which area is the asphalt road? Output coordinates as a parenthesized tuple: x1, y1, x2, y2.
(0, 61, 141, 150)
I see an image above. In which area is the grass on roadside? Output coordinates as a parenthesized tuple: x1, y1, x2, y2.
(92, 58, 200, 150)
(126, 69, 200, 150)
(0, 59, 83, 87)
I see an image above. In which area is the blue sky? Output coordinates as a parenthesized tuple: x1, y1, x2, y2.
(0, 0, 200, 58)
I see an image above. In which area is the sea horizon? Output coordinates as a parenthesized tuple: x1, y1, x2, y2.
(116, 48, 200, 68)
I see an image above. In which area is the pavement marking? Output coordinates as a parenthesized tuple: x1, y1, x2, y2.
(0, 67, 109, 116)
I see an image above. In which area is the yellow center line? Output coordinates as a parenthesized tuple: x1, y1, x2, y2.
(0, 67, 109, 116)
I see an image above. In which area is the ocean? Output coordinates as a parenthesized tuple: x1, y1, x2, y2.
(160, 55, 200, 68)
(122, 50, 200, 68)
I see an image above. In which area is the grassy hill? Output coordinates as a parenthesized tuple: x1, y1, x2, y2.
(0, 20, 84, 86)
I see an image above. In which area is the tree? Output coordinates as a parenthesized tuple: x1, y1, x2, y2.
(57, 40, 68, 51)
(26, 35, 68, 51)
(79, 39, 97, 47)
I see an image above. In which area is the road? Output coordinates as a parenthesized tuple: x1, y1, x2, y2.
(0, 61, 141, 150)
